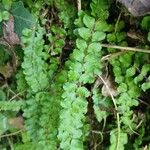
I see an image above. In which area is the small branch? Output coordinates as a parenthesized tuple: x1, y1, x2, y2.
(8, 88, 22, 100)
(101, 51, 126, 61)
(101, 44, 150, 54)
(137, 98, 150, 106)
(9, 91, 25, 101)
(77, 0, 81, 11)
(0, 129, 23, 138)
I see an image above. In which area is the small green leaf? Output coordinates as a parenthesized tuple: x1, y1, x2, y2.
(107, 33, 116, 42)
(142, 82, 150, 91)
(77, 87, 90, 97)
(79, 73, 94, 84)
(2, 11, 9, 20)
(74, 10, 85, 27)
(134, 74, 144, 84)
(95, 21, 112, 32)
(116, 21, 125, 32)
(118, 83, 127, 93)
(116, 32, 126, 42)
(126, 67, 136, 77)
(141, 64, 150, 75)
(92, 31, 106, 42)
(76, 38, 87, 50)
(110, 131, 128, 150)
(72, 49, 84, 62)
(83, 14, 95, 29)
(94, 106, 107, 122)
(78, 27, 91, 40)
(2, 0, 12, 10)
(87, 43, 102, 53)
(141, 16, 150, 30)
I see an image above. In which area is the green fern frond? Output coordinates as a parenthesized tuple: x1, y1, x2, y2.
(58, 13, 105, 149)
(0, 100, 24, 111)
(90, 0, 110, 20)
(21, 27, 49, 93)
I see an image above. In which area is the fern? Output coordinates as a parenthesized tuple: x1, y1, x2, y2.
(1, 0, 150, 149)
(22, 65, 67, 149)
(106, 19, 150, 149)
(23, 92, 60, 149)
(92, 88, 113, 123)
(58, 13, 106, 149)
(134, 64, 150, 91)
(21, 27, 49, 93)
(16, 69, 28, 93)
(90, 0, 111, 20)
(54, 0, 77, 29)
(109, 130, 128, 150)
(14, 131, 36, 150)
(0, 100, 24, 111)
(20, 8, 69, 149)
(48, 25, 66, 55)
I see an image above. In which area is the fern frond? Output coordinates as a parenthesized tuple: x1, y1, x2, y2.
(90, 0, 111, 20)
(0, 100, 24, 111)
(21, 27, 49, 93)
(55, 0, 77, 29)
(23, 92, 60, 149)
(58, 13, 106, 149)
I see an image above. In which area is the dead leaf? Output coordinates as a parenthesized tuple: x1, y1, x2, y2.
(3, 15, 20, 46)
(8, 116, 24, 129)
(127, 29, 144, 42)
(0, 62, 14, 78)
(101, 76, 118, 97)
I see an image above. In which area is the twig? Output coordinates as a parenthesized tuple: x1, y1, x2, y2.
(9, 91, 25, 101)
(77, 0, 81, 11)
(0, 129, 23, 138)
(101, 43, 150, 54)
(101, 51, 126, 61)
(136, 120, 143, 130)
(138, 98, 150, 106)
(8, 88, 22, 100)
(98, 75, 121, 150)
(92, 130, 103, 150)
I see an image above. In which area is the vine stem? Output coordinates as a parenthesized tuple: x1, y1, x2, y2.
(98, 75, 120, 150)
(101, 43, 150, 54)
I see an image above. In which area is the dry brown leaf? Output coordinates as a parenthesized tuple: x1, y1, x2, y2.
(101, 76, 118, 97)
(8, 116, 24, 129)
(3, 15, 20, 46)
(0, 62, 14, 78)
(127, 30, 144, 42)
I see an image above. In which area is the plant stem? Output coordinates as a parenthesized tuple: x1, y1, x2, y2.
(98, 75, 121, 150)
(101, 43, 150, 53)
(0, 129, 23, 138)
(77, 0, 81, 11)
